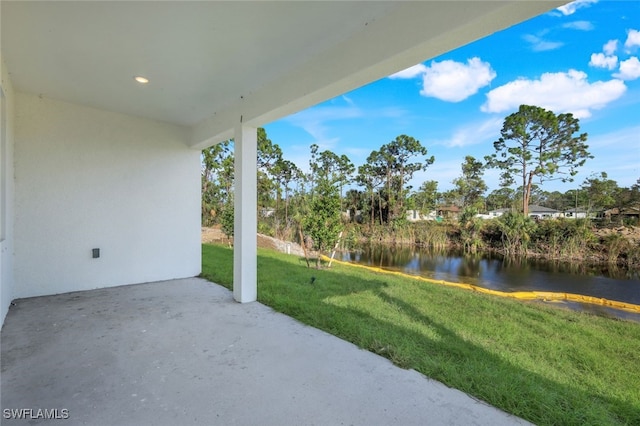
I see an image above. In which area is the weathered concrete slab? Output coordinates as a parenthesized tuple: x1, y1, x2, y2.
(1, 278, 531, 425)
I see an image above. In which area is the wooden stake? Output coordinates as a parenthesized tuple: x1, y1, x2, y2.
(299, 227, 310, 268)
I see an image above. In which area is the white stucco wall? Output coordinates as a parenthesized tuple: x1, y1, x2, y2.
(13, 93, 201, 298)
(1, 52, 16, 324)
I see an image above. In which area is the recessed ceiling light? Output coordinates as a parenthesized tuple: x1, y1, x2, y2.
(134, 76, 149, 84)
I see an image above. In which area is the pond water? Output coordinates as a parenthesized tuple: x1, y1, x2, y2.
(339, 245, 640, 322)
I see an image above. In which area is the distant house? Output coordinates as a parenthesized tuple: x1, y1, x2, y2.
(259, 208, 275, 218)
(475, 213, 492, 219)
(475, 208, 512, 220)
(528, 205, 563, 219)
(604, 205, 640, 221)
(478, 206, 563, 220)
(488, 208, 511, 218)
(622, 206, 640, 220)
(564, 207, 590, 219)
(406, 209, 436, 222)
(436, 205, 460, 220)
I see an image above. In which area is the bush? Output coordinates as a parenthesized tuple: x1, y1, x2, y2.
(603, 233, 629, 264)
(532, 219, 596, 259)
(412, 222, 450, 249)
(495, 212, 537, 256)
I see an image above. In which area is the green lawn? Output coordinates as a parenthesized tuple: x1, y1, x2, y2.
(201, 243, 640, 426)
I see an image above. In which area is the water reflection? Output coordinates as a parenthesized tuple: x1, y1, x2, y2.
(340, 244, 640, 321)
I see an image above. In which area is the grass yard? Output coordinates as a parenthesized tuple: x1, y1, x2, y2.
(201, 243, 640, 425)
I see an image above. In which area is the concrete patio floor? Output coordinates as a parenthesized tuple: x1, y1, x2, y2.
(1, 278, 531, 425)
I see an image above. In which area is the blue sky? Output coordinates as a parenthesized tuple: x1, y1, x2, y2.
(264, 0, 640, 194)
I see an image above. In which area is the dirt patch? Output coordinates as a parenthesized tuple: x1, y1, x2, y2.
(201, 226, 227, 244)
(593, 225, 640, 245)
(256, 234, 308, 256)
(201, 226, 308, 257)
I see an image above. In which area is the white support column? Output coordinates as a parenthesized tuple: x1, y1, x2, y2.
(233, 124, 257, 303)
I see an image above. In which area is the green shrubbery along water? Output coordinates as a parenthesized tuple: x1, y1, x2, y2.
(324, 214, 638, 269)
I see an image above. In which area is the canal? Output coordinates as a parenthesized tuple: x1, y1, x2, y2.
(339, 245, 640, 322)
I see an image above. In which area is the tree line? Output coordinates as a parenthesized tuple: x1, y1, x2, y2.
(202, 105, 640, 261)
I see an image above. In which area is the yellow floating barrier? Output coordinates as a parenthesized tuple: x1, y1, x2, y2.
(320, 255, 640, 314)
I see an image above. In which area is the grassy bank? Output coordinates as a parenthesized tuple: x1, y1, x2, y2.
(201, 243, 640, 425)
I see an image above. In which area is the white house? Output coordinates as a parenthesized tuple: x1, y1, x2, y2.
(564, 208, 590, 219)
(483, 208, 512, 219)
(481, 207, 567, 220)
(0, 1, 563, 326)
(406, 210, 437, 222)
(528, 205, 564, 219)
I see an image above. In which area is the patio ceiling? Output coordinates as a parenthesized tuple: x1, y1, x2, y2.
(2, 1, 564, 148)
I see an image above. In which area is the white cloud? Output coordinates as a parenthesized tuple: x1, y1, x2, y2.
(562, 21, 594, 31)
(481, 70, 626, 119)
(283, 100, 412, 157)
(614, 57, 640, 80)
(624, 29, 640, 52)
(341, 94, 355, 106)
(523, 34, 564, 52)
(388, 64, 427, 79)
(603, 39, 618, 55)
(587, 125, 640, 149)
(286, 104, 362, 148)
(589, 52, 618, 70)
(441, 118, 503, 148)
(419, 57, 496, 102)
(557, 0, 598, 16)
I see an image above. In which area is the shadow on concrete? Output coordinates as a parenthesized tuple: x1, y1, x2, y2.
(2, 276, 528, 426)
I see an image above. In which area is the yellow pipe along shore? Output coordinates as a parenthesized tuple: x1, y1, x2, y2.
(320, 255, 640, 315)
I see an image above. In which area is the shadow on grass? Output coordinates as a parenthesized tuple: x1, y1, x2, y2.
(201, 244, 640, 425)
(373, 291, 640, 426)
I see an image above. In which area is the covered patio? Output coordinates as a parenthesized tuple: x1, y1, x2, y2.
(2, 277, 530, 425)
(1, 1, 563, 423)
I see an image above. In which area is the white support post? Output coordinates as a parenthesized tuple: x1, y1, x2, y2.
(233, 124, 257, 303)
